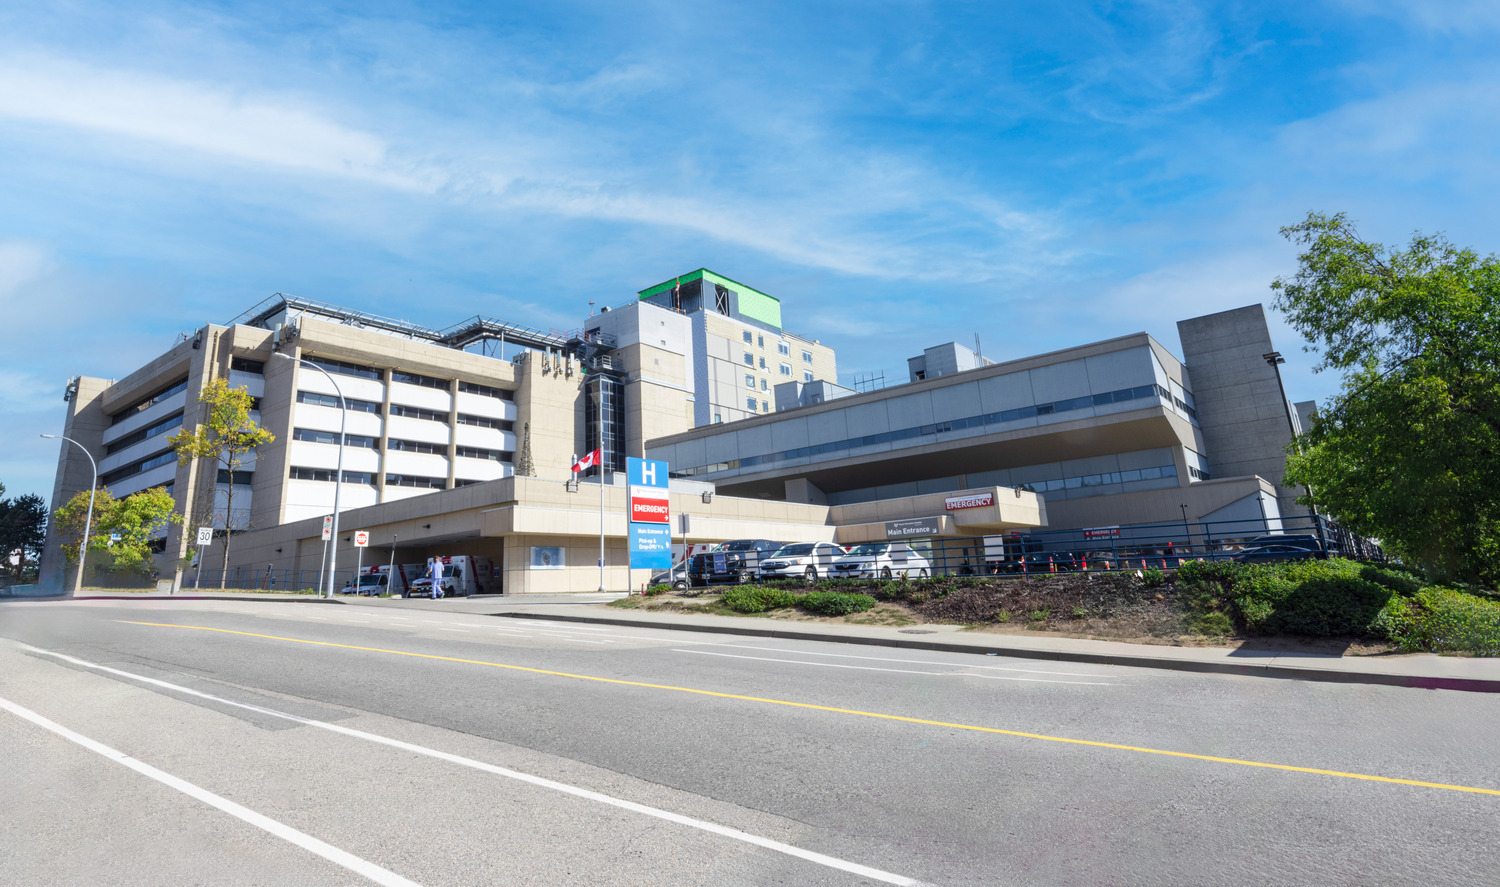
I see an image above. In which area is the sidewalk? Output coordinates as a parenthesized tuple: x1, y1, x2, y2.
(21, 590, 1499, 693)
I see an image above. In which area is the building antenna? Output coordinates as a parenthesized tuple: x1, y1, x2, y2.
(589, 300, 595, 316)
(974, 333, 983, 362)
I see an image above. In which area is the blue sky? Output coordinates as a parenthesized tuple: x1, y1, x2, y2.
(4, 0, 1499, 500)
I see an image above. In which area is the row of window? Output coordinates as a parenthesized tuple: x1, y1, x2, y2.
(678, 383, 1177, 477)
(230, 357, 265, 374)
(1188, 466, 1212, 480)
(101, 449, 178, 486)
(739, 331, 815, 364)
(297, 391, 382, 413)
(291, 428, 514, 462)
(292, 467, 456, 487)
(111, 378, 189, 425)
(300, 356, 517, 400)
(746, 397, 769, 413)
(106, 412, 184, 456)
(295, 391, 514, 431)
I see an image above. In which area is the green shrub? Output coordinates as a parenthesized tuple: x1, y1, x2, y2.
(722, 585, 801, 613)
(798, 591, 877, 616)
(1188, 611, 1235, 636)
(1384, 588, 1500, 655)
(1178, 558, 1399, 638)
(1358, 564, 1423, 597)
(1140, 568, 1167, 588)
(995, 609, 1012, 623)
(642, 583, 672, 597)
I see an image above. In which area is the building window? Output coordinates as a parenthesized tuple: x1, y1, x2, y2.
(779, 363, 792, 377)
(392, 370, 447, 389)
(757, 334, 764, 348)
(758, 356, 766, 369)
(746, 396, 757, 411)
(802, 350, 813, 363)
(303, 356, 381, 381)
(458, 381, 514, 400)
(292, 428, 377, 448)
(713, 413, 722, 423)
(385, 474, 446, 489)
(289, 467, 375, 485)
(760, 378, 768, 391)
(745, 374, 755, 389)
(455, 445, 512, 462)
(389, 404, 446, 422)
(110, 378, 189, 424)
(387, 438, 444, 454)
(761, 400, 769, 413)
(742, 331, 753, 344)
(804, 371, 814, 382)
(743, 352, 754, 366)
(777, 342, 790, 356)
(105, 412, 185, 455)
(296, 391, 381, 414)
(456, 413, 514, 431)
(230, 357, 265, 374)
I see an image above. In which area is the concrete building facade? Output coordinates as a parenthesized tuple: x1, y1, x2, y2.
(40, 277, 1311, 592)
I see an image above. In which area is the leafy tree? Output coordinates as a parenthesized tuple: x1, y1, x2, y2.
(169, 378, 274, 587)
(0, 490, 47, 581)
(1272, 212, 1500, 584)
(52, 486, 180, 579)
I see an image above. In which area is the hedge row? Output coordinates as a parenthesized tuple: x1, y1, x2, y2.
(721, 586, 876, 616)
(1175, 558, 1500, 654)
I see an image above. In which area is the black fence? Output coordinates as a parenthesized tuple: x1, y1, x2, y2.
(815, 514, 1381, 580)
(193, 568, 361, 593)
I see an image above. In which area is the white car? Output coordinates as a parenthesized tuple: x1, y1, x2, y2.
(757, 542, 847, 581)
(830, 542, 931, 580)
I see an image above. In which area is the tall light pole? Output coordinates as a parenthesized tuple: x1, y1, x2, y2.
(42, 434, 96, 593)
(593, 372, 607, 592)
(272, 353, 347, 599)
(1263, 351, 1321, 524)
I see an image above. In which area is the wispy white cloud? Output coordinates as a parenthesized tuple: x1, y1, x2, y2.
(0, 53, 1068, 284)
(0, 56, 440, 190)
(1334, 0, 1500, 33)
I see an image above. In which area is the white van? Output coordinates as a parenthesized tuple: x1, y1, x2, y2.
(830, 542, 931, 579)
(407, 556, 497, 597)
(341, 564, 424, 596)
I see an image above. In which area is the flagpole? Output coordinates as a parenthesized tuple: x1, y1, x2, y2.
(596, 374, 606, 593)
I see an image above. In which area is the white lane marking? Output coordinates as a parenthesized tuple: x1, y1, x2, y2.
(515, 620, 610, 631)
(675, 649, 1113, 685)
(693, 643, 1112, 678)
(0, 694, 424, 887)
(304, 616, 329, 620)
(435, 629, 470, 633)
(21, 646, 926, 887)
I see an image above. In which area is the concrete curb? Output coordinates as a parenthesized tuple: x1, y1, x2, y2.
(496, 612, 1500, 694)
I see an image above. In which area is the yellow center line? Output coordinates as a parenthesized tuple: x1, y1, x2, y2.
(122, 620, 1500, 797)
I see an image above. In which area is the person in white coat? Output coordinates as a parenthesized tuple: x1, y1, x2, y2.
(429, 559, 444, 599)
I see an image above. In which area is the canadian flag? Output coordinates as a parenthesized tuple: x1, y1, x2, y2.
(571, 448, 601, 474)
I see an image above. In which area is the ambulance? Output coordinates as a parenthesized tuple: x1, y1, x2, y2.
(339, 564, 424, 596)
(406, 555, 497, 597)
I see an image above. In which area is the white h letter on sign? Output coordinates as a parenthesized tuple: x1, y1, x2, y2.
(640, 462, 656, 486)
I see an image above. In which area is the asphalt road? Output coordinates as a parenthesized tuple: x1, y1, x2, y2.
(2, 598, 1498, 886)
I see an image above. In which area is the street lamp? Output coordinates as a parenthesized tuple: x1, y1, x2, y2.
(42, 434, 96, 593)
(272, 353, 347, 599)
(1263, 351, 1321, 525)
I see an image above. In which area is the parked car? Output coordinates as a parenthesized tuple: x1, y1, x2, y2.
(1247, 534, 1326, 553)
(1234, 545, 1328, 564)
(758, 542, 847, 582)
(687, 540, 784, 585)
(830, 542, 931, 579)
(649, 561, 689, 590)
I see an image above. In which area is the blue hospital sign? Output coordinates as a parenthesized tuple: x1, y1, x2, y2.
(629, 524, 672, 570)
(627, 457, 672, 569)
(627, 458, 668, 488)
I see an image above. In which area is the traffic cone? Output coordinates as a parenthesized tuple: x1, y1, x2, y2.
(1049, 557, 1055, 573)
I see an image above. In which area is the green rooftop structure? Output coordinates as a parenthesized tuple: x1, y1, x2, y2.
(638, 269, 783, 331)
